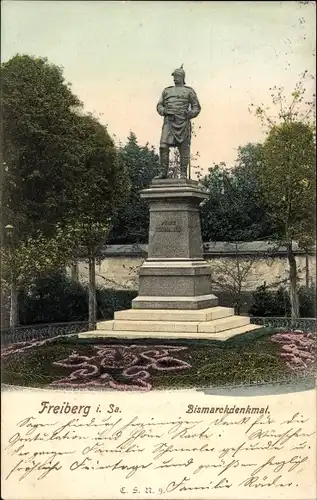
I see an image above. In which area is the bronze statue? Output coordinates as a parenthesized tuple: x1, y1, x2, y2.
(156, 65, 201, 179)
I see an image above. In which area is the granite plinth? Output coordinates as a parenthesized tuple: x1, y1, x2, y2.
(79, 324, 262, 341)
(114, 306, 234, 322)
(132, 178, 217, 310)
(78, 306, 262, 341)
(132, 294, 218, 310)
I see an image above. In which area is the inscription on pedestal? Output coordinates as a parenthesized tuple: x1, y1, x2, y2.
(155, 220, 182, 232)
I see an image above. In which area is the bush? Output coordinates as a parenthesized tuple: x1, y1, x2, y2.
(96, 288, 138, 319)
(249, 283, 316, 318)
(299, 284, 316, 318)
(249, 285, 290, 317)
(18, 271, 138, 325)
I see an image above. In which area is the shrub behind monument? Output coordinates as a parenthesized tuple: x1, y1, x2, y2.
(249, 284, 316, 318)
(18, 272, 137, 325)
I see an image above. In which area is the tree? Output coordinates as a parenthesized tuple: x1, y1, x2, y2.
(1, 54, 83, 239)
(1, 223, 82, 327)
(66, 114, 129, 329)
(1, 54, 84, 326)
(260, 122, 315, 317)
(1, 54, 86, 327)
(1, 55, 129, 327)
(250, 72, 316, 317)
(211, 243, 273, 315)
(108, 132, 160, 244)
(200, 144, 279, 242)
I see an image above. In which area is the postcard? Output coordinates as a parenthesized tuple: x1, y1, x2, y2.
(1, 1, 316, 499)
(1, 386, 317, 499)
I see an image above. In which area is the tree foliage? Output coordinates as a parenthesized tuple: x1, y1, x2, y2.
(200, 143, 280, 242)
(68, 113, 129, 228)
(1, 54, 82, 239)
(1, 54, 128, 252)
(249, 71, 316, 317)
(108, 132, 160, 244)
(1, 54, 129, 326)
(1, 224, 82, 288)
(261, 121, 315, 247)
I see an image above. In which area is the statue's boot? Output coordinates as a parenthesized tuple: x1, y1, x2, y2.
(156, 147, 169, 179)
(179, 142, 190, 179)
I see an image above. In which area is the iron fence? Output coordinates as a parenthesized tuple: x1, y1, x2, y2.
(1, 316, 315, 347)
(251, 316, 316, 332)
(0, 321, 94, 347)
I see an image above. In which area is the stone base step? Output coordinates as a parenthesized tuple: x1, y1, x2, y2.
(114, 306, 234, 322)
(97, 314, 249, 334)
(132, 294, 218, 310)
(79, 324, 262, 342)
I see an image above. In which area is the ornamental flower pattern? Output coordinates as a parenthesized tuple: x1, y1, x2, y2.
(2, 329, 315, 391)
(1, 335, 66, 358)
(50, 344, 191, 391)
(1, 338, 192, 392)
(270, 330, 316, 373)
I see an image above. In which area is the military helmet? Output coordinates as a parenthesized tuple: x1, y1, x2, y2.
(172, 64, 186, 84)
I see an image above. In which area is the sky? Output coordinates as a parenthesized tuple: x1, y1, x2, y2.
(2, 0, 316, 175)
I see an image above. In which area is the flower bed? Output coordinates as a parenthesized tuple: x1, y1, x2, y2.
(1, 337, 192, 391)
(1, 328, 315, 391)
(270, 330, 316, 374)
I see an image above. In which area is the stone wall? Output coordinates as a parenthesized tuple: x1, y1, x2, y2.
(75, 244, 316, 293)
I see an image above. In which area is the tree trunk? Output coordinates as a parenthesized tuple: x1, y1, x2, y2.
(10, 278, 19, 329)
(305, 249, 309, 288)
(236, 289, 241, 316)
(287, 242, 299, 319)
(88, 253, 96, 330)
(235, 244, 241, 315)
(71, 261, 79, 282)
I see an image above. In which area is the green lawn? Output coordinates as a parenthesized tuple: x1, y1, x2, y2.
(1, 328, 315, 391)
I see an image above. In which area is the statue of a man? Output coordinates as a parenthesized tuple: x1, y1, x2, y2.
(156, 65, 201, 179)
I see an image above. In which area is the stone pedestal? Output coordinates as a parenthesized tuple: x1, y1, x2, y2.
(80, 177, 262, 341)
(132, 178, 218, 310)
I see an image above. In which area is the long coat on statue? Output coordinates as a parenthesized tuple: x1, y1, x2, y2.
(157, 85, 201, 147)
